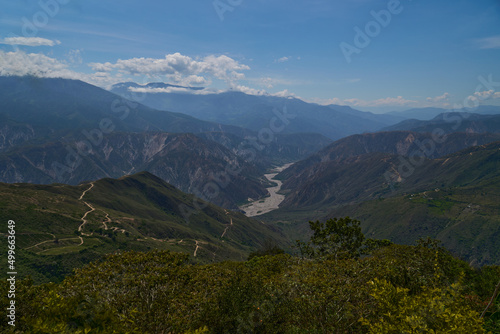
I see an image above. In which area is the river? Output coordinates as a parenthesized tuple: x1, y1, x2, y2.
(239, 162, 293, 217)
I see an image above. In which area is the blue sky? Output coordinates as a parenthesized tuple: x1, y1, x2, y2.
(1, 0, 499, 112)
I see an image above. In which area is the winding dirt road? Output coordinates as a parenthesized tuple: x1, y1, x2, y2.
(78, 202, 95, 234)
(220, 218, 233, 238)
(79, 182, 94, 200)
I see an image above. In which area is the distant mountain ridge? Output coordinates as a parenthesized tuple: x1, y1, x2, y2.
(112, 81, 205, 92)
(277, 131, 500, 185)
(387, 105, 500, 120)
(382, 113, 500, 134)
(110, 82, 404, 140)
(279, 140, 500, 209)
(0, 76, 252, 147)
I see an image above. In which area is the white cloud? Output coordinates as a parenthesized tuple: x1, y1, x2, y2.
(0, 50, 115, 87)
(201, 54, 249, 83)
(343, 96, 418, 107)
(467, 90, 500, 102)
(252, 77, 297, 89)
(259, 77, 275, 89)
(311, 97, 345, 105)
(0, 50, 70, 77)
(89, 53, 249, 87)
(272, 89, 298, 98)
(126, 83, 300, 99)
(231, 85, 300, 98)
(164, 73, 211, 87)
(312, 93, 457, 109)
(128, 83, 266, 96)
(476, 35, 500, 49)
(1, 37, 61, 47)
(275, 56, 290, 63)
(309, 95, 420, 108)
(0, 51, 255, 92)
(426, 92, 450, 103)
(181, 75, 210, 86)
(231, 85, 267, 96)
(0, 50, 303, 98)
(128, 86, 221, 95)
(124, 81, 300, 99)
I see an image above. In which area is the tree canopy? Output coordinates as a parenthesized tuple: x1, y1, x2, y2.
(1, 217, 499, 333)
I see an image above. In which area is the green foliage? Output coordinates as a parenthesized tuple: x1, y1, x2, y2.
(8, 242, 496, 333)
(21, 250, 191, 333)
(360, 279, 485, 333)
(296, 217, 365, 260)
(366, 241, 469, 295)
(481, 280, 500, 333)
(247, 239, 285, 260)
(322, 174, 500, 267)
(362, 238, 394, 254)
(183, 327, 209, 334)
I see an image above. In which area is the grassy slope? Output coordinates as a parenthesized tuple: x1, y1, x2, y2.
(0, 172, 287, 283)
(326, 178, 500, 266)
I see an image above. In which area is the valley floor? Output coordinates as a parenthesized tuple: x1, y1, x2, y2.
(239, 162, 293, 217)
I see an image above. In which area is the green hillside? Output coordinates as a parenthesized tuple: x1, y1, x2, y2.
(383, 112, 500, 133)
(326, 178, 500, 266)
(265, 142, 500, 265)
(0, 172, 287, 283)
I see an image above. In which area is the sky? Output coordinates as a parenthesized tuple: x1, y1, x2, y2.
(0, 0, 499, 113)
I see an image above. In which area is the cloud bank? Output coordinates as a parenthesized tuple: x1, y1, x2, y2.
(89, 53, 249, 87)
(1, 50, 498, 110)
(1, 37, 61, 47)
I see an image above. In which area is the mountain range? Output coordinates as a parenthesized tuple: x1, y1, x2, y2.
(2, 75, 500, 269)
(263, 136, 500, 265)
(387, 105, 500, 120)
(278, 135, 500, 209)
(0, 76, 331, 208)
(110, 82, 404, 140)
(278, 131, 500, 187)
(382, 113, 500, 134)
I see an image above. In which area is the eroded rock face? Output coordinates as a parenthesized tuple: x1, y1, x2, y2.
(0, 132, 268, 209)
(0, 124, 37, 153)
(0, 76, 334, 210)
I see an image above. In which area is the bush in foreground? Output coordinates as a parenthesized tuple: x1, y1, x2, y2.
(2, 244, 496, 333)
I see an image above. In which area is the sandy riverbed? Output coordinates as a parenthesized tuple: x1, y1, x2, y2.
(239, 162, 293, 217)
